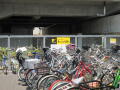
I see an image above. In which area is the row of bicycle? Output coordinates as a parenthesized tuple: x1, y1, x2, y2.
(16, 45, 120, 90)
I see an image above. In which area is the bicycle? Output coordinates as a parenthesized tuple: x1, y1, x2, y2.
(37, 60, 92, 90)
(0, 58, 8, 75)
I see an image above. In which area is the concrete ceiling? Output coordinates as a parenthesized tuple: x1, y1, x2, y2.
(0, 1, 105, 19)
(0, 0, 120, 24)
(0, 0, 119, 4)
(0, 0, 120, 2)
(0, 16, 92, 26)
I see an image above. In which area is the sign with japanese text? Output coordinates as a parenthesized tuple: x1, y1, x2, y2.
(57, 37, 70, 44)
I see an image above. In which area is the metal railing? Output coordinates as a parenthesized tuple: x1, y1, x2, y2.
(0, 35, 119, 49)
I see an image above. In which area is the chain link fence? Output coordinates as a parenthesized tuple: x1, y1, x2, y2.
(0, 35, 119, 71)
(0, 38, 8, 48)
(0, 35, 119, 49)
(77, 36, 103, 49)
(10, 37, 43, 49)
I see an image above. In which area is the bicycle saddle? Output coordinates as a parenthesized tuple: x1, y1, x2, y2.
(72, 76, 84, 85)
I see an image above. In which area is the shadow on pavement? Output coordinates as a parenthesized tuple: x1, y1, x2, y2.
(26, 87, 32, 90)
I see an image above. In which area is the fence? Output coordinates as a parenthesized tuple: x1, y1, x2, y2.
(0, 35, 120, 49)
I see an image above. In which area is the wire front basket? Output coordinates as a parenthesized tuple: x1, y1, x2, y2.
(34, 62, 50, 75)
(72, 81, 115, 90)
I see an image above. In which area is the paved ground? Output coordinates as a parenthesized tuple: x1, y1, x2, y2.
(0, 71, 29, 90)
(0, 71, 120, 90)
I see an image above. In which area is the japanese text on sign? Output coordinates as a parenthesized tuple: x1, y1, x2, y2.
(110, 38, 117, 44)
(57, 37, 70, 44)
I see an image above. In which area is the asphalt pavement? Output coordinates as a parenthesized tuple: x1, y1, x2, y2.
(0, 71, 29, 90)
(0, 71, 120, 90)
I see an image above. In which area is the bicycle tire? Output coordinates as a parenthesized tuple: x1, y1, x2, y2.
(25, 69, 36, 87)
(18, 67, 27, 81)
(37, 74, 59, 90)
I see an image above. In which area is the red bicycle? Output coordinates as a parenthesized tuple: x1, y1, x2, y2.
(37, 61, 92, 90)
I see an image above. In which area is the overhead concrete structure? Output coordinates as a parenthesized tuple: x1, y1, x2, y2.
(0, 0, 120, 35)
(0, 1, 104, 18)
(81, 14, 120, 34)
(0, 0, 120, 18)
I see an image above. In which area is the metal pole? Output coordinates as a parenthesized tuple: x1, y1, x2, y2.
(7, 36, 11, 69)
(102, 37, 104, 47)
(102, 36, 107, 49)
(8, 36, 10, 48)
(75, 37, 78, 48)
(43, 37, 46, 48)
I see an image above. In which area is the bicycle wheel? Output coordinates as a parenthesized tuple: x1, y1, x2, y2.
(26, 69, 34, 87)
(101, 72, 114, 85)
(37, 75, 59, 90)
(3, 65, 8, 75)
(18, 67, 27, 81)
(26, 69, 38, 87)
(11, 63, 17, 74)
(31, 74, 43, 90)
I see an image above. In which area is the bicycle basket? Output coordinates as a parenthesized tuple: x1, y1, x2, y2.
(78, 81, 114, 90)
(34, 62, 50, 75)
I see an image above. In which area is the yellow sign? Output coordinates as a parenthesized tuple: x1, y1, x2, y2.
(57, 37, 70, 44)
(52, 38, 56, 43)
(110, 38, 116, 44)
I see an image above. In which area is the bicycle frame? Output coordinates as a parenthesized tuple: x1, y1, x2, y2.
(48, 61, 92, 90)
(113, 69, 120, 88)
(74, 61, 92, 78)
